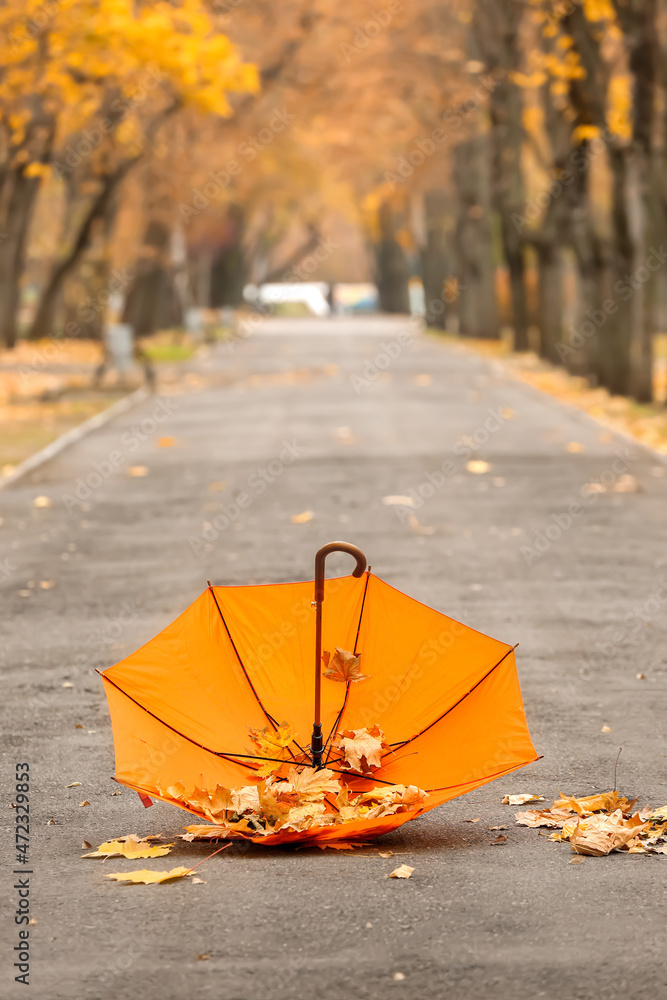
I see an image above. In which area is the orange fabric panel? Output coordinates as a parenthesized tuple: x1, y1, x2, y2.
(342, 575, 514, 743)
(375, 649, 538, 798)
(103, 590, 269, 751)
(102, 681, 253, 794)
(213, 574, 367, 745)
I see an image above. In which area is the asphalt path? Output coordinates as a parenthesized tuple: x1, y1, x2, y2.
(1, 316, 666, 1000)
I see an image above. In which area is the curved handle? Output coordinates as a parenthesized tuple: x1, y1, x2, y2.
(314, 541, 367, 603)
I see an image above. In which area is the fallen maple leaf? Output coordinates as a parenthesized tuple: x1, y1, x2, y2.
(65, 782, 82, 788)
(248, 723, 296, 776)
(387, 864, 414, 879)
(285, 766, 340, 801)
(322, 648, 367, 683)
(464, 817, 481, 823)
(649, 806, 667, 821)
(104, 866, 194, 884)
(502, 794, 544, 806)
(515, 808, 572, 828)
(335, 725, 390, 773)
(553, 791, 637, 815)
(83, 839, 173, 860)
(491, 834, 508, 845)
(570, 810, 648, 856)
(79, 800, 91, 807)
(290, 510, 313, 524)
(407, 513, 435, 535)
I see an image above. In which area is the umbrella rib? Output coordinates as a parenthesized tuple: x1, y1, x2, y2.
(99, 672, 322, 773)
(208, 587, 308, 760)
(381, 645, 517, 758)
(323, 568, 371, 763)
(208, 586, 282, 730)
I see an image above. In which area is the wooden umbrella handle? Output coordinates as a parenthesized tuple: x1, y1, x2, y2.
(311, 542, 367, 768)
(314, 541, 367, 603)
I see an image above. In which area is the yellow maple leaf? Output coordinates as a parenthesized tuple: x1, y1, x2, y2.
(82, 839, 173, 859)
(322, 648, 368, 683)
(554, 790, 638, 816)
(248, 723, 295, 776)
(104, 867, 194, 884)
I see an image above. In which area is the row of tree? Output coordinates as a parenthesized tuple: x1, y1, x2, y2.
(1, 1, 664, 402)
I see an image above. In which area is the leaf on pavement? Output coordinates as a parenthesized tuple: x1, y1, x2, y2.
(491, 834, 508, 845)
(553, 791, 638, 816)
(105, 867, 194, 884)
(290, 510, 313, 524)
(649, 806, 667, 821)
(464, 817, 481, 823)
(322, 648, 368, 683)
(407, 513, 435, 535)
(335, 725, 390, 773)
(612, 474, 640, 493)
(570, 811, 649, 856)
(382, 495, 416, 506)
(387, 864, 414, 879)
(502, 794, 544, 805)
(83, 839, 173, 859)
(65, 782, 82, 787)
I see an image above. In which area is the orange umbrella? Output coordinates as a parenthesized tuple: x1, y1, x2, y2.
(100, 542, 538, 845)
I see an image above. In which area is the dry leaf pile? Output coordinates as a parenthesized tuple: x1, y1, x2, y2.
(172, 763, 428, 842)
(514, 790, 667, 857)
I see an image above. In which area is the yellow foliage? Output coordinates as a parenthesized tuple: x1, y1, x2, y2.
(608, 74, 632, 142)
(0, 0, 257, 172)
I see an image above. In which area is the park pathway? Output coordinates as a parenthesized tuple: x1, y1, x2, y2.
(1, 316, 665, 999)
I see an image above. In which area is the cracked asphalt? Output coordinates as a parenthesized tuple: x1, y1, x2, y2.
(1, 316, 666, 1000)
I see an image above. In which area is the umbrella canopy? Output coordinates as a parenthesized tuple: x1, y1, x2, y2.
(100, 543, 538, 844)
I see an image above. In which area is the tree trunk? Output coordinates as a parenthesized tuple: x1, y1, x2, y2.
(419, 191, 450, 329)
(453, 136, 498, 338)
(0, 169, 43, 347)
(123, 219, 183, 335)
(210, 205, 247, 307)
(536, 242, 563, 364)
(375, 201, 410, 314)
(28, 168, 128, 340)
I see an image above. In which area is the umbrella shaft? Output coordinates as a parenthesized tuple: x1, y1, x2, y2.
(312, 600, 323, 767)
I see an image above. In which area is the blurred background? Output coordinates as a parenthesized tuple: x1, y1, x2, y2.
(2, 0, 667, 469)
